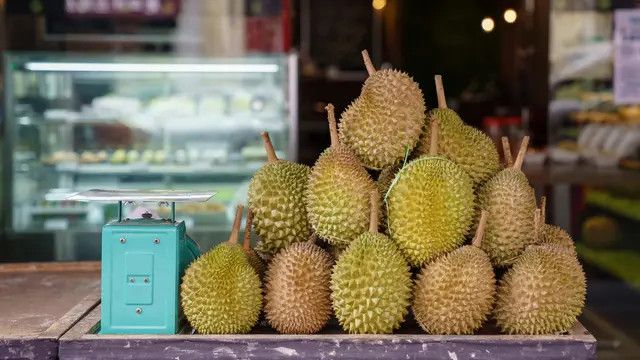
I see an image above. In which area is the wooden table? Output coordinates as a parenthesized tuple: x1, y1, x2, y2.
(59, 304, 596, 360)
(0, 262, 100, 360)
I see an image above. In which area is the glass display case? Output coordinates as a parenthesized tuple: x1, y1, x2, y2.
(3, 52, 298, 259)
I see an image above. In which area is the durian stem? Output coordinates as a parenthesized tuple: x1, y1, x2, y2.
(513, 136, 530, 171)
(369, 190, 380, 233)
(228, 204, 244, 244)
(429, 117, 440, 156)
(501, 136, 513, 167)
(243, 208, 254, 250)
(533, 208, 541, 243)
(261, 132, 278, 163)
(361, 49, 376, 75)
(540, 196, 547, 224)
(434, 75, 448, 109)
(472, 210, 488, 248)
(326, 103, 339, 147)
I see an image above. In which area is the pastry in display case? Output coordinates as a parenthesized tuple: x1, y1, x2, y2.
(2, 53, 298, 260)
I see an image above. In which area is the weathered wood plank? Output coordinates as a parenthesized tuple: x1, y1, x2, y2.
(59, 306, 596, 360)
(0, 262, 100, 360)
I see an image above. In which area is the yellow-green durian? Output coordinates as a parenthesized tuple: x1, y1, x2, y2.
(477, 137, 537, 267)
(494, 244, 586, 334)
(338, 50, 425, 170)
(306, 104, 377, 247)
(413, 211, 496, 335)
(331, 191, 412, 334)
(181, 205, 262, 334)
(415, 76, 500, 187)
(387, 119, 475, 267)
(248, 132, 311, 255)
(265, 240, 333, 334)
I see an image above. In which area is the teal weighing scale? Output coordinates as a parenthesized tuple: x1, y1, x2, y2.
(69, 189, 215, 334)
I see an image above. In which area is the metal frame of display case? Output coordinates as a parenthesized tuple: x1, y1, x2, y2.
(2, 52, 298, 260)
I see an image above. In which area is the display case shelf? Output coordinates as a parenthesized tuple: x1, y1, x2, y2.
(3, 53, 297, 259)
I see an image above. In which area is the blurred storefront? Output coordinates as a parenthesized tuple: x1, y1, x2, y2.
(1, 1, 639, 358)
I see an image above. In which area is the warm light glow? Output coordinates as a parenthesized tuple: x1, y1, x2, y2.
(24, 62, 279, 73)
(372, 0, 386, 11)
(481, 17, 495, 32)
(504, 9, 517, 23)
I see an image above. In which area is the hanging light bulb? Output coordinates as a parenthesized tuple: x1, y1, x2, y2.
(504, 9, 517, 23)
(372, 0, 386, 11)
(481, 17, 495, 33)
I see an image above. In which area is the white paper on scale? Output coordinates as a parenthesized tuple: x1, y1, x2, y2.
(614, 9, 640, 104)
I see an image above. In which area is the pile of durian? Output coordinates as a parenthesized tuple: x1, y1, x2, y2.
(181, 50, 586, 336)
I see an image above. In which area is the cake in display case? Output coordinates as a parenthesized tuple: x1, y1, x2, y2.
(3, 53, 298, 259)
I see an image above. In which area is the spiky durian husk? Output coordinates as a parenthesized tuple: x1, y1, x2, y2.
(494, 245, 586, 334)
(413, 245, 495, 335)
(331, 232, 412, 334)
(306, 145, 377, 247)
(539, 224, 577, 257)
(377, 164, 400, 233)
(478, 168, 537, 267)
(386, 157, 475, 267)
(338, 70, 425, 170)
(248, 160, 311, 255)
(181, 243, 262, 334)
(244, 248, 266, 280)
(415, 108, 501, 187)
(264, 242, 333, 334)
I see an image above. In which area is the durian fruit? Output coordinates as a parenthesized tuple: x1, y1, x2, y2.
(537, 197, 577, 257)
(242, 209, 266, 279)
(413, 211, 496, 334)
(248, 132, 311, 255)
(306, 104, 377, 247)
(415, 75, 500, 187)
(494, 244, 586, 334)
(477, 137, 537, 267)
(331, 191, 412, 334)
(386, 118, 475, 266)
(582, 215, 620, 248)
(338, 50, 425, 170)
(264, 239, 333, 334)
(181, 205, 262, 334)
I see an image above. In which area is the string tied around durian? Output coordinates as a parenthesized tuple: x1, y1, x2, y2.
(325, 103, 340, 148)
(261, 131, 278, 163)
(227, 204, 244, 245)
(243, 208, 254, 251)
(361, 49, 376, 76)
(472, 210, 488, 248)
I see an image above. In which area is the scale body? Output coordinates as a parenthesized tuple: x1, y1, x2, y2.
(69, 190, 215, 334)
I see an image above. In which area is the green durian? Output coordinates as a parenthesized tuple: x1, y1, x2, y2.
(265, 240, 333, 334)
(415, 76, 500, 187)
(494, 244, 586, 334)
(535, 199, 577, 257)
(181, 205, 262, 334)
(306, 104, 377, 247)
(477, 137, 537, 267)
(338, 50, 425, 170)
(413, 211, 496, 334)
(248, 132, 311, 255)
(387, 119, 475, 266)
(331, 191, 412, 334)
